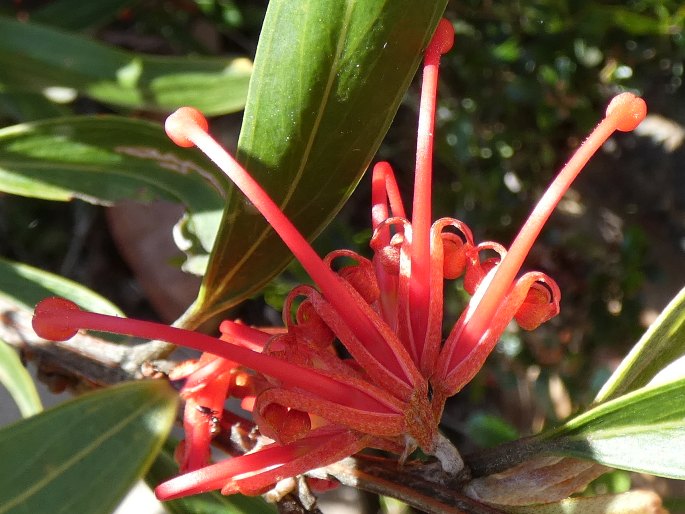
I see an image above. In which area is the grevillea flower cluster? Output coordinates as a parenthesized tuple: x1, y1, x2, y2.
(32, 19, 646, 501)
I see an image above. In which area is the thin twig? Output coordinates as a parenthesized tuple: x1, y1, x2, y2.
(1, 298, 175, 388)
(326, 455, 505, 514)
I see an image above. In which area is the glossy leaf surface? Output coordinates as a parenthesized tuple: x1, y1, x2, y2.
(0, 257, 123, 315)
(0, 117, 228, 262)
(0, 338, 42, 418)
(0, 16, 251, 115)
(191, 0, 448, 323)
(0, 380, 177, 514)
(596, 285, 685, 402)
(547, 377, 685, 479)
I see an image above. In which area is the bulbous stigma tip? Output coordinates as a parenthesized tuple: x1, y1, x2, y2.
(33, 297, 81, 341)
(432, 18, 455, 55)
(606, 93, 647, 132)
(165, 107, 209, 148)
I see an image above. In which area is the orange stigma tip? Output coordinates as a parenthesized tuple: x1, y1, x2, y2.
(33, 297, 81, 341)
(606, 93, 647, 132)
(165, 107, 209, 148)
(432, 19, 455, 55)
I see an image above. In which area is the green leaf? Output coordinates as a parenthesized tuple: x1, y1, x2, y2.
(0, 116, 228, 261)
(465, 413, 519, 448)
(31, 0, 138, 31)
(0, 338, 42, 418)
(595, 285, 685, 402)
(545, 377, 685, 479)
(146, 439, 276, 514)
(190, 0, 449, 323)
(0, 257, 123, 315)
(587, 6, 665, 35)
(0, 16, 251, 115)
(0, 89, 71, 122)
(0, 380, 177, 514)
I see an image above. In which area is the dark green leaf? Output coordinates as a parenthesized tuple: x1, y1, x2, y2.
(587, 6, 665, 35)
(146, 439, 276, 514)
(190, 0, 449, 323)
(595, 285, 685, 402)
(0, 257, 123, 315)
(0, 380, 177, 514)
(31, 0, 138, 31)
(465, 413, 519, 448)
(545, 377, 685, 479)
(0, 338, 42, 418)
(0, 16, 251, 115)
(0, 90, 71, 122)
(0, 116, 228, 262)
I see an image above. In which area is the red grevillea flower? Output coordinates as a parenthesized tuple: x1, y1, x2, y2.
(32, 19, 647, 500)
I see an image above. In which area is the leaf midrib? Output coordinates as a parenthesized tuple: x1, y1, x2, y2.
(206, 0, 357, 305)
(0, 399, 155, 513)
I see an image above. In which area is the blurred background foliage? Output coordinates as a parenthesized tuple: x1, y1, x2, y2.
(1, 0, 684, 509)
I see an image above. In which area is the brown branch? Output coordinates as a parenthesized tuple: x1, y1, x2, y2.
(276, 493, 323, 514)
(326, 455, 506, 514)
(0, 298, 174, 389)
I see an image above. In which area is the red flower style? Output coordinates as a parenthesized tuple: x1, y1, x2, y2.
(32, 18, 647, 501)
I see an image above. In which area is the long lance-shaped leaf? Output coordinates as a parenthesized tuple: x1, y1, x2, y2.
(0, 257, 123, 315)
(0, 380, 176, 514)
(0, 16, 251, 115)
(595, 285, 685, 402)
(189, 0, 448, 324)
(0, 338, 42, 418)
(544, 377, 685, 479)
(0, 116, 228, 263)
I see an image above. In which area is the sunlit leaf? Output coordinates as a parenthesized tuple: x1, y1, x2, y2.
(0, 16, 251, 115)
(595, 285, 685, 402)
(546, 377, 685, 479)
(0, 257, 123, 315)
(0, 380, 177, 514)
(189, 0, 449, 324)
(0, 338, 42, 418)
(0, 116, 228, 264)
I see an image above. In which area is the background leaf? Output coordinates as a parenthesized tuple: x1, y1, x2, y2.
(146, 440, 276, 514)
(0, 16, 251, 115)
(30, 0, 138, 31)
(0, 89, 71, 123)
(0, 116, 229, 264)
(595, 285, 685, 402)
(190, 0, 449, 324)
(0, 338, 42, 418)
(545, 377, 685, 479)
(0, 380, 176, 514)
(0, 257, 123, 315)
(465, 413, 519, 448)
